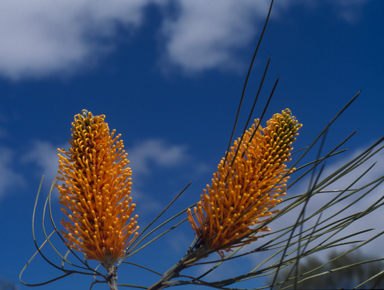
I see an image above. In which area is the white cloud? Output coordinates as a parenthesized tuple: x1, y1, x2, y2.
(0, 0, 152, 80)
(0, 147, 26, 200)
(129, 187, 163, 219)
(259, 143, 384, 266)
(158, 0, 271, 74)
(327, 0, 370, 23)
(127, 138, 189, 176)
(21, 140, 63, 190)
(20, 138, 192, 187)
(0, 0, 372, 79)
(20, 138, 190, 190)
(126, 138, 212, 219)
(19, 138, 197, 215)
(157, 0, 373, 74)
(219, 143, 384, 285)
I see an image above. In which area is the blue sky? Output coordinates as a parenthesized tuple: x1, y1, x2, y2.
(0, 0, 383, 289)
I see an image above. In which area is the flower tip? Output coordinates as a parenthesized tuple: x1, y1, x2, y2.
(188, 108, 301, 256)
(57, 110, 138, 264)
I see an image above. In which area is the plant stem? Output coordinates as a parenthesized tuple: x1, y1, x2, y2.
(147, 257, 185, 290)
(147, 246, 210, 290)
(107, 265, 118, 290)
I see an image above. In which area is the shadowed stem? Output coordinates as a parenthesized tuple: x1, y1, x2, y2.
(147, 255, 190, 290)
(147, 246, 210, 290)
(106, 265, 118, 290)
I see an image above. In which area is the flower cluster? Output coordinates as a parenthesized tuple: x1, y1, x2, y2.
(188, 109, 302, 256)
(57, 110, 138, 268)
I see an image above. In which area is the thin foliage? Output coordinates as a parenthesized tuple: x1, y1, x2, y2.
(19, 0, 384, 289)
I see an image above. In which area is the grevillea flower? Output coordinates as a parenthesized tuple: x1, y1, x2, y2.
(187, 109, 302, 256)
(57, 110, 139, 269)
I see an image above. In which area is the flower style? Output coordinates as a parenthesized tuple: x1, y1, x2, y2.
(57, 109, 139, 269)
(188, 109, 302, 256)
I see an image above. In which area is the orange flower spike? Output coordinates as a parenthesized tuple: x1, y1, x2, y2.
(188, 109, 302, 255)
(57, 109, 139, 269)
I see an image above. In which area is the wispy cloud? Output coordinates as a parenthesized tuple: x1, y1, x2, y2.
(19, 138, 206, 217)
(229, 143, 384, 282)
(158, 0, 271, 74)
(328, 0, 370, 23)
(128, 138, 189, 176)
(0, 147, 26, 200)
(127, 138, 192, 217)
(0, 0, 371, 80)
(0, 0, 152, 80)
(21, 140, 63, 189)
(261, 143, 384, 263)
(21, 138, 192, 184)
